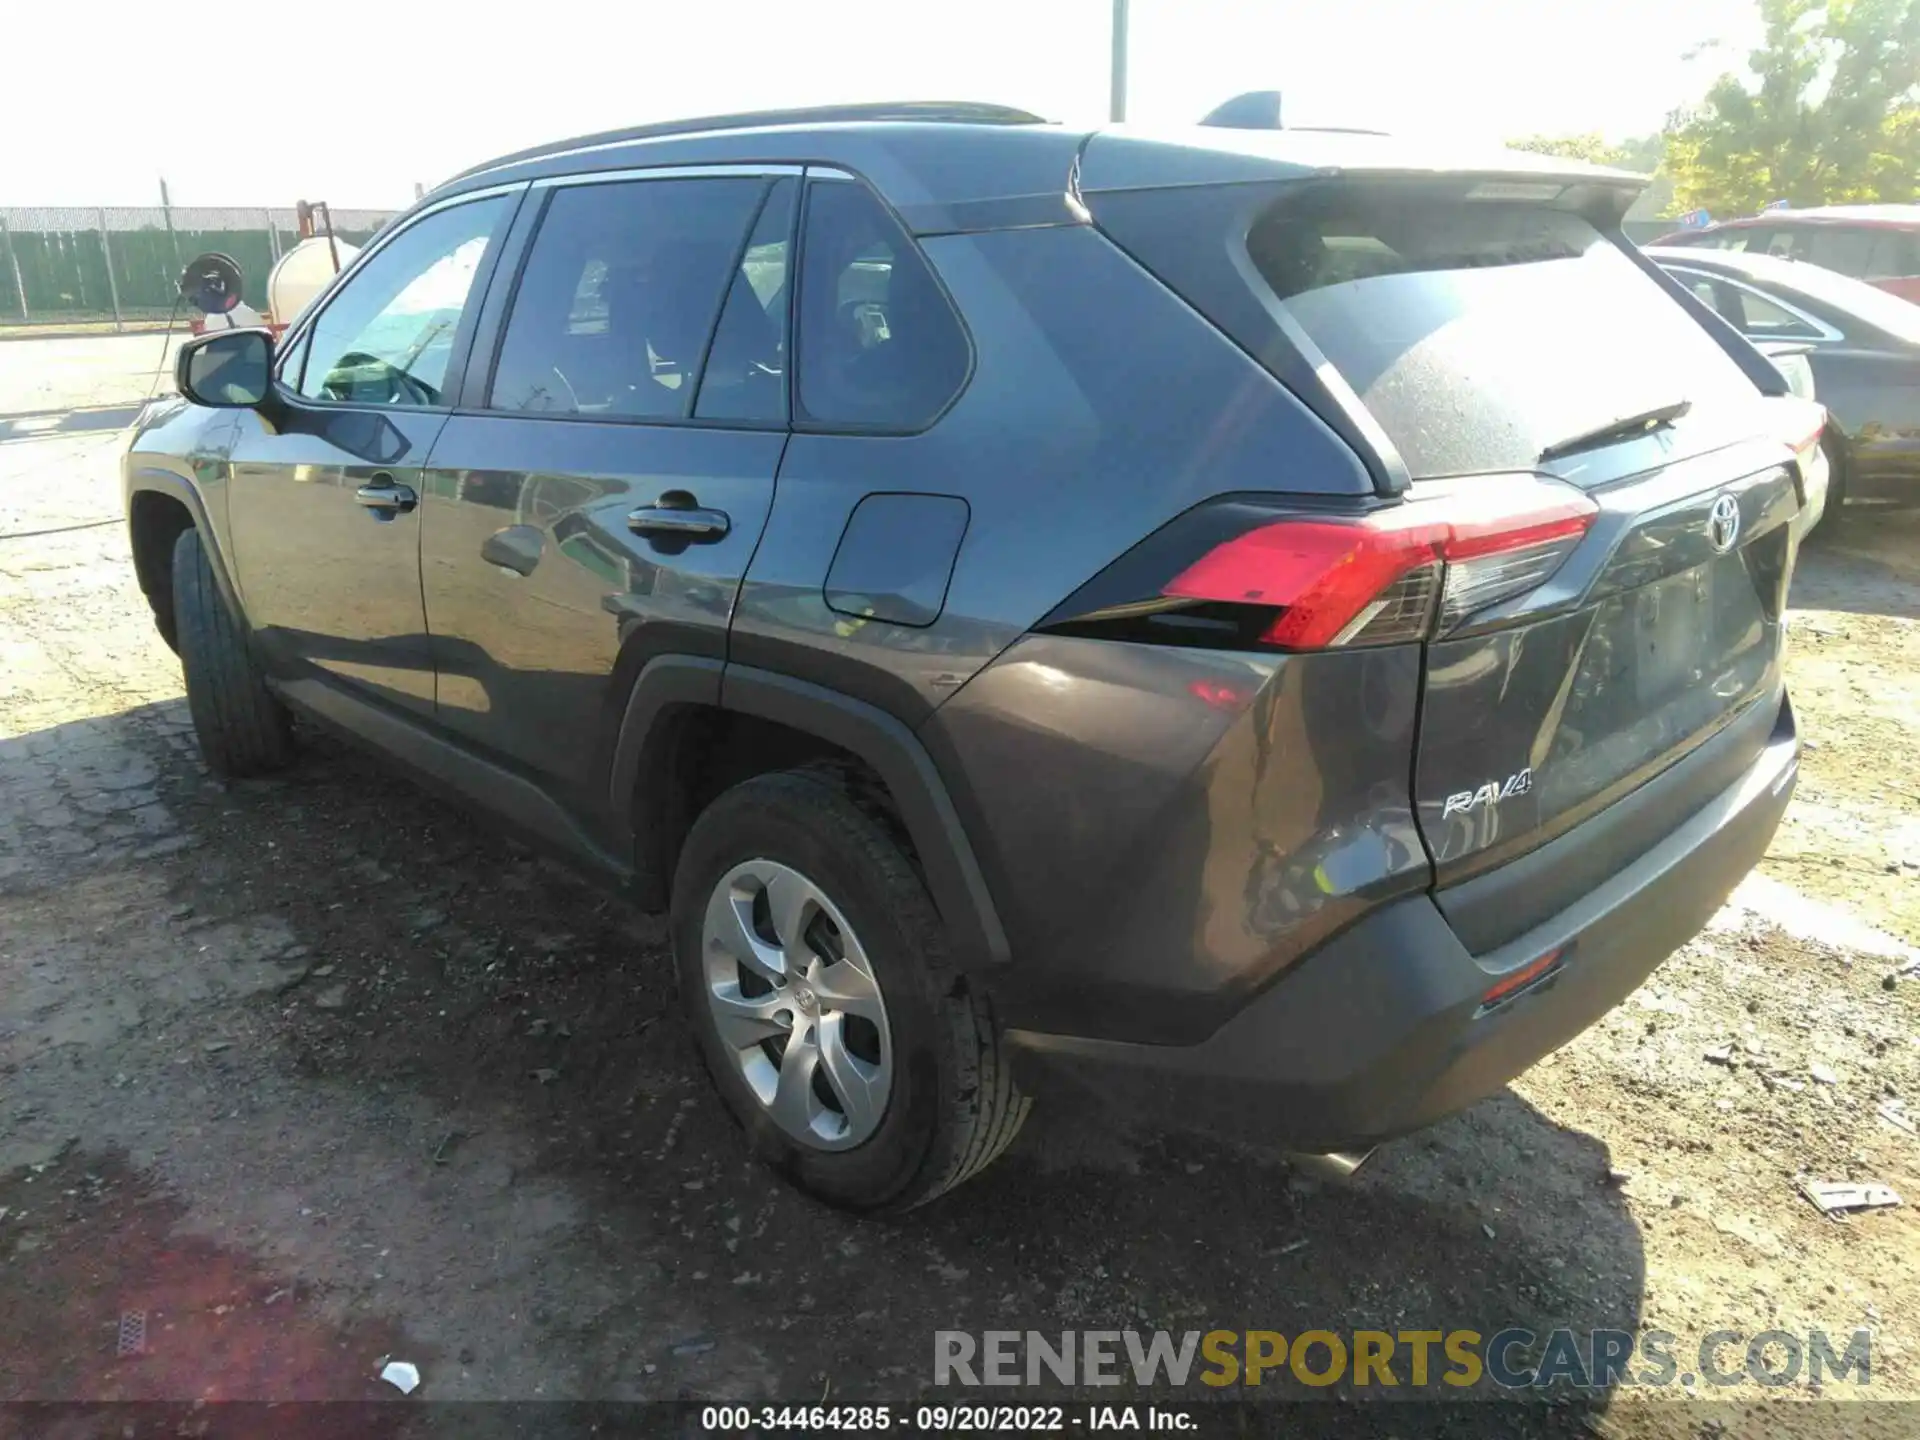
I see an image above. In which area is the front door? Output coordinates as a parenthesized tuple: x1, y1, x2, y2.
(226, 192, 516, 715)
(418, 172, 796, 801)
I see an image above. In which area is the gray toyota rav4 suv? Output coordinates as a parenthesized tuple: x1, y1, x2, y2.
(126, 103, 1816, 1211)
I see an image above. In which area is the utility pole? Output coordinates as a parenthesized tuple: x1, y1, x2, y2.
(159, 177, 181, 266)
(98, 208, 123, 332)
(1109, 0, 1129, 122)
(1, 214, 28, 323)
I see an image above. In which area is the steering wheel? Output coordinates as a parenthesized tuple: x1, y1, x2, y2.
(322, 351, 439, 407)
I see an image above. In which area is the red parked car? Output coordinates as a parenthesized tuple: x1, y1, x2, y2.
(1656, 205, 1920, 304)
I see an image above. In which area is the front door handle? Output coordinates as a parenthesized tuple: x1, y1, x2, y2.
(628, 503, 729, 542)
(355, 474, 418, 517)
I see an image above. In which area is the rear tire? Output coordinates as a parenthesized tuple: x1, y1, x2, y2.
(671, 766, 1028, 1212)
(171, 527, 294, 778)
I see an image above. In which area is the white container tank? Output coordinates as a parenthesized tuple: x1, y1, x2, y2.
(268, 236, 359, 327)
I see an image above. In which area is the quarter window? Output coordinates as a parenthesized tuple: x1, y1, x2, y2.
(489, 177, 765, 419)
(1725, 284, 1823, 341)
(295, 196, 507, 407)
(795, 180, 969, 430)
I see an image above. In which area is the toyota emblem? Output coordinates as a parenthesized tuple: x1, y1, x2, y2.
(1707, 494, 1741, 553)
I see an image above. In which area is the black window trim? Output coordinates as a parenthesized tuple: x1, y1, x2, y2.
(688, 176, 792, 423)
(467, 162, 804, 434)
(269, 183, 528, 416)
(789, 165, 977, 439)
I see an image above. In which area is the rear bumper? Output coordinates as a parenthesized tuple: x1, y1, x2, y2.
(1008, 697, 1798, 1154)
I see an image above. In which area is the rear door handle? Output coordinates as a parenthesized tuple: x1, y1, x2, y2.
(355, 473, 417, 517)
(627, 505, 730, 541)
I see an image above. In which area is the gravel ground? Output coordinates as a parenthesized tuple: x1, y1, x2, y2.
(1, 364, 1916, 1437)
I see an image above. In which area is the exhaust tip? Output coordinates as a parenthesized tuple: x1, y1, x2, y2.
(1287, 1148, 1375, 1182)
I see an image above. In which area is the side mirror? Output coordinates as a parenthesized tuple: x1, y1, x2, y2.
(176, 328, 274, 409)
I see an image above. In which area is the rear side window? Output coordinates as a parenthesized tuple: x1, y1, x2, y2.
(489, 177, 765, 419)
(795, 180, 969, 430)
(1245, 187, 1758, 477)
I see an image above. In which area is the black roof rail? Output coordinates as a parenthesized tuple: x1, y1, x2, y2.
(447, 101, 1050, 184)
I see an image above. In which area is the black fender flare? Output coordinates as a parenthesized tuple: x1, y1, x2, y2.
(125, 469, 246, 631)
(609, 657, 1010, 971)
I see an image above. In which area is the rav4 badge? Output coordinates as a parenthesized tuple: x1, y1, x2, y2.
(1441, 768, 1533, 819)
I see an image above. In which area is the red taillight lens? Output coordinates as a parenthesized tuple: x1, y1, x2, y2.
(1162, 480, 1597, 651)
(1165, 517, 1447, 649)
(1779, 398, 1827, 490)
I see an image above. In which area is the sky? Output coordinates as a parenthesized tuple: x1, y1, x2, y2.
(3, 0, 1764, 209)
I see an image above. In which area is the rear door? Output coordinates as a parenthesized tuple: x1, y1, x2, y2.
(417, 169, 796, 801)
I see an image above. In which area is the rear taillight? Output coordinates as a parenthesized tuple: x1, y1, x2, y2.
(1780, 400, 1827, 502)
(1058, 478, 1596, 653)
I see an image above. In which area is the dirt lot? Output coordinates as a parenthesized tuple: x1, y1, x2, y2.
(1, 364, 1917, 1436)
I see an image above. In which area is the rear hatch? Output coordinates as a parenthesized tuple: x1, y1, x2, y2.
(1084, 144, 1816, 950)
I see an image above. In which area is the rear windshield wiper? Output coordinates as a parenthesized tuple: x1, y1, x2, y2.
(1539, 399, 1692, 463)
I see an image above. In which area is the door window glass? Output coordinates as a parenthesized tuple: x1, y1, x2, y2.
(1865, 230, 1920, 279)
(489, 177, 764, 419)
(695, 179, 796, 423)
(1805, 226, 1873, 277)
(296, 197, 507, 406)
(1763, 227, 1807, 259)
(795, 180, 970, 430)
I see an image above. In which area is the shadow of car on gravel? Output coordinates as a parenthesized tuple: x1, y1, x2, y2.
(0, 705, 1649, 1429)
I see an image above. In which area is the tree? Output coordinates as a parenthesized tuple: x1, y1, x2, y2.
(1663, 0, 1920, 216)
(1506, 133, 1675, 219)
(1507, 133, 1646, 168)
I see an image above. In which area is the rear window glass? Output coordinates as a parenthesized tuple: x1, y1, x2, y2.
(1248, 191, 1758, 477)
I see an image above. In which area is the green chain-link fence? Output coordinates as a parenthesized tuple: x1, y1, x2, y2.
(0, 205, 395, 328)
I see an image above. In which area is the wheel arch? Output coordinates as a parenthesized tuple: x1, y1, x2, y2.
(610, 658, 1010, 971)
(126, 474, 240, 651)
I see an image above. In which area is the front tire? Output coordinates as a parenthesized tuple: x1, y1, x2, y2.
(671, 767, 1028, 1212)
(171, 527, 293, 778)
